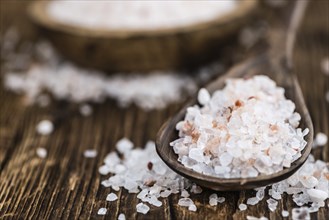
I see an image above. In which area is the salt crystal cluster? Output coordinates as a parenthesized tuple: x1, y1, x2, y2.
(171, 76, 309, 178)
(245, 155, 328, 214)
(99, 138, 203, 214)
(47, 1, 237, 30)
(1, 35, 198, 111)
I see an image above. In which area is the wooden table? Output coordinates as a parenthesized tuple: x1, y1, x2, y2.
(0, 1, 328, 219)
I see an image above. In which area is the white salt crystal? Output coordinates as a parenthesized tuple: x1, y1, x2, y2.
(247, 197, 259, 205)
(188, 148, 205, 163)
(239, 203, 247, 211)
(97, 208, 107, 215)
(118, 213, 126, 220)
(281, 210, 289, 217)
(267, 198, 278, 212)
(321, 57, 329, 75)
(198, 88, 211, 106)
(47, 1, 238, 30)
(190, 184, 202, 194)
(149, 196, 162, 207)
(99, 165, 111, 175)
(217, 197, 225, 203)
(306, 189, 328, 203)
(136, 203, 150, 214)
(116, 138, 133, 154)
(83, 149, 97, 158)
(36, 94, 50, 107)
(314, 132, 328, 146)
(106, 193, 118, 202)
(160, 190, 172, 198)
(209, 198, 217, 206)
(247, 216, 268, 220)
(36, 147, 47, 158)
(178, 198, 193, 207)
(292, 207, 310, 220)
(188, 204, 197, 212)
(181, 190, 190, 198)
(36, 120, 54, 135)
(79, 104, 93, 116)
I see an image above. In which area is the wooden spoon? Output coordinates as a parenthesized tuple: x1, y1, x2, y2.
(156, 0, 313, 191)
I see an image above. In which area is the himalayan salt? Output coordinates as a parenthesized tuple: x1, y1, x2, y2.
(36, 120, 54, 135)
(171, 76, 308, 178)
(47, 1, 237, 30)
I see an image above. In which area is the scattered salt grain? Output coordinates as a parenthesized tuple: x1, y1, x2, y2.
(36, 147, 47, 158)
(36, 120, 54, 135)
(83, 149, 97, 158)
(281, 210, 289, 217)
(267, 198, 278, 212)
(326, 91, 329, 103)
(97, 208, 107, 215)
(79, 104, 93, 116)
(106, 193, 118, 202)
(321, 57, 329, 75)
(47, 1, 237, 30)
(314, 132, 328, 147)
(188, 204, 197, 212)
(118, 213, 126, 220)
(209, 193, 218, 206)
(198, 88, 211, 105)
(247, 216, 268, 220)
(239, 203, 247, 211)
(172, 76, 308, 178)
(247, 197, 259, 205)
(136, 203, 150, 214)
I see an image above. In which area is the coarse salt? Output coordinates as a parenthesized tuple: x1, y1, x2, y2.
(36, 120, 54, 135)
(97, 208, 107, 215)
(47, 1, 237, 30)
(118, 213, 125, 220)
(239, 203, 247, 211)
(171, 75, 308, 178)
(79, 104, 93, 116)
(83, 149, 97, 158)
(36, 147, 47, 158)
(106, 193, 118, 202)
(136, 203, 150, 214)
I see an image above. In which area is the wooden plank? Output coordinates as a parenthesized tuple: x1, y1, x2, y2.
(0, 0, 328, 219)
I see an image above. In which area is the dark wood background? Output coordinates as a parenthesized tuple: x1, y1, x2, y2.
(0, 1, 328, 219)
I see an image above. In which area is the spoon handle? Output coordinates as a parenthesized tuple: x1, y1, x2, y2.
(268, 0, 309, 72)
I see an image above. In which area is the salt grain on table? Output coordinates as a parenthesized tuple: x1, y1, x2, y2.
(79, 104, 93, 116)
(281, 210, 289, 217)
(36, 120, 54, 135)
(313, 132, 328, 147)
(171, 75, 309, 178)
(118, 213, 126, 220)
(136, 203, 150, 214)
(36, 147, 47, 158)
(239, 203, 247, 211)
(83, 149, 97, 158)
(106, 193, 118, 202)
(97, 208, 107, 215)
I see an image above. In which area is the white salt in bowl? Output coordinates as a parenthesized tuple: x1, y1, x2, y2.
(27, 0, 258, 73)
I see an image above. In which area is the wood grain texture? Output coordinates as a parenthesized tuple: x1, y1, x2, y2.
(0, 0, 328, 219)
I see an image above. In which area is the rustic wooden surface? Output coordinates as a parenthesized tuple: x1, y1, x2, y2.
(0, 1, 328, 219)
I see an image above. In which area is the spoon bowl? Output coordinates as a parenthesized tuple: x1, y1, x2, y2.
(156, 0, 312, 191)
(156, 55, 313, 191)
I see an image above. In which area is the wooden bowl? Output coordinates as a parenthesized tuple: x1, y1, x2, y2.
(27, 0, 258, 73)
